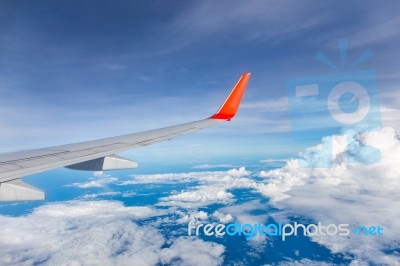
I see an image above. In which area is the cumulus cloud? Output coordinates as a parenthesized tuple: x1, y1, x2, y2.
(159, 188, 234, 208)
(258, 127, 400, 265)
(212, 211, 234, 224)
(160, 237, 224, 266)
(177, 210, 208, 224)
(125, 167, 255, 208)
(67, 171, 118, 188)
(0, 201, 224, 266)
(122, 167, 289, 216)
(120, 167, 250, 185)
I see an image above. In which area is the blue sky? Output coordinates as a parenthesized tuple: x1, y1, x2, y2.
(1, 0, 399, 163)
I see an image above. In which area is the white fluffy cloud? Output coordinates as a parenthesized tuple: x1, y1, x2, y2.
(159, 187, 234, 208)
(0, 201, 224, 266)
(258, 127, 400, 265)
(120, 167, 254, 208)
(128, 167, 255, 208)
(68, 171, 118, 188)
(121, 167, 251, 185)
(177, 210, 208, 224)
(212, 211, 234, 224)
(160, 237, 224, 266)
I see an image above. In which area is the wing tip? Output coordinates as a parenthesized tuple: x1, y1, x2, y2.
(210, 72, 251, 120)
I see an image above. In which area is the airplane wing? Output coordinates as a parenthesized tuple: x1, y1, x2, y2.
(0, 73, 251, 201)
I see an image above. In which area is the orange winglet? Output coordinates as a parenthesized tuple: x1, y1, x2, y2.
(210, 73, 251, 120)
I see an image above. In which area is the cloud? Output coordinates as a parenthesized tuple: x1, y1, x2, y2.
(80, 191, 121, 199)
(212, 211, 234, 224)
(217, 200, 268, 226)
(67, 171, 118, 188)
(159, 188, 234, 208)
(192, 164, 236, 169)
(241, 97, 289, 112)
(170, 0, 333, 43)
(140, 127, 400, 263)
(177, 210, 208, 224)
(160, 237, 224, 266)
(0, 200, 224, 266)
(121, 168, 249, 185)
(257, 127, 400, 265)
(128, 167, 273, 250)
(259, 159, 288, 168)
(273, 259, 335, 266)
(215, 200, 269, 251)
(121, 190, 137, 198)
(31, 200, 164, 220)
(347, 16, 400, 48)
(122, 167, 255, 208)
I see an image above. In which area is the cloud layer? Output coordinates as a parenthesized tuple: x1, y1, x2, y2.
(259, 127, 400, 265)
(2, 127, 400, 265)
(121, 127, 400, 264)
(0, 201, 224, 266)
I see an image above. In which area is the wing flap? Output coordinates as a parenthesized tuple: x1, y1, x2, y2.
(66, 155, 138, 171)
(0, 179, 45, 201)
